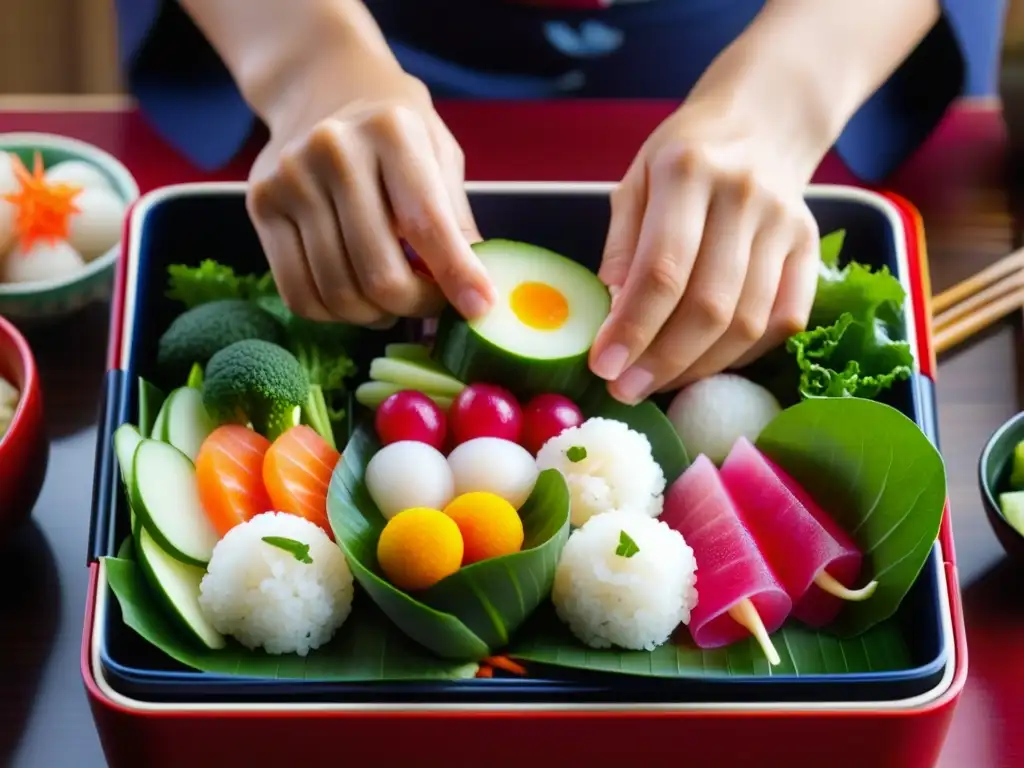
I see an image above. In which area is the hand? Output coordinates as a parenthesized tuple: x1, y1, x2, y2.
(588, 103, 821, 404)
(246, 63, 495, 325)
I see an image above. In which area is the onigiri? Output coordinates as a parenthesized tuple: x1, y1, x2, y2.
(551, 509, 698, 651)
(198, 511, 354, 656)
(666, 373, 781, 465)
(535, 417, 665, 527)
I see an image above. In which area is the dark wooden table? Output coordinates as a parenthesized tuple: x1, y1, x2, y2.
(0, 96, 1020, 767)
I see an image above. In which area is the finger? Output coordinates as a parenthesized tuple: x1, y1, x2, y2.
(377, 112, 496, 319)
(597, 161, 646, 297)
(247, 184, 333, 322)
(275, 143, 389, 325)
(589, 159, 710, 382)
(730, 233, 818, 369)
(666, 219, 790, 388)
(308, 129, 443, 319)
(610, 184, 755, 403)
(426, 124, 482, 245)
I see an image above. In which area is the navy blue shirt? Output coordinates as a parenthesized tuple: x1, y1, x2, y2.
(116, 0, 994, 180)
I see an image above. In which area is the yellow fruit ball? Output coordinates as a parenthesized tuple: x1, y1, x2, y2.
(377, 507, 464, 591)
(443, 491, 525, 566)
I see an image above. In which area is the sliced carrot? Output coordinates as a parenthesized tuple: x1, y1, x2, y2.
(195, 425, 273, 537)
(263, 425, 341, 538)
(482, 656, 527, 676)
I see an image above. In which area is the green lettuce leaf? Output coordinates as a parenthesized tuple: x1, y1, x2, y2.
(783, 229, 913, 400)
(166, 261, 276, 309)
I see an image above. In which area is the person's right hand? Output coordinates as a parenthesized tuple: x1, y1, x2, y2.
(246, 62, 496, 325)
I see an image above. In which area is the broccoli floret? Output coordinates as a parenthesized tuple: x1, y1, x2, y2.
(157, 299, 285, 382)
(203, 339, 309, 440)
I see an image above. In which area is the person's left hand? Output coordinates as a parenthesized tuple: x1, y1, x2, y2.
(588, 103, 822, 404)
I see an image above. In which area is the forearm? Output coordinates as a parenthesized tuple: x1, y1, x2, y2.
(176, 0, 400, 130)
(686, 0, 942, 177)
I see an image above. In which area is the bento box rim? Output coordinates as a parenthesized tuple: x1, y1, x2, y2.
(89, 547, 955, 714)
(92, 180, 954, 714)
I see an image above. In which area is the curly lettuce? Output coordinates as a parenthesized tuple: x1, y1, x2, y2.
(788, 229, 913, 399)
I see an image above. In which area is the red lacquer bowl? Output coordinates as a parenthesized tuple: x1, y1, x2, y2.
(0, 313, 48, 543)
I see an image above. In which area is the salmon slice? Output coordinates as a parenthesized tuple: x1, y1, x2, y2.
(195, 425, 273, 537)
(263, 425, 341, 538)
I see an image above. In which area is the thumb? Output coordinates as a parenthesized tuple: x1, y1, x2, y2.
(599, 168, 645, 300)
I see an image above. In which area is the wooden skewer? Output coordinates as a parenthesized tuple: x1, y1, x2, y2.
(930, 247, 1024, 314)
(934, 284, 1024, 354)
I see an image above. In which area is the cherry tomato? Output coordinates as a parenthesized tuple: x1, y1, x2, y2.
(521, 394, 584, 455)
(375, 390, 448, 450)
(449, 384, 522, 445)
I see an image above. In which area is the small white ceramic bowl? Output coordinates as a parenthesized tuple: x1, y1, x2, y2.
(0, 133, 140, 323)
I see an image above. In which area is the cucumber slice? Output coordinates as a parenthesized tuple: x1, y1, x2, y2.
(355, 381, 453, 411)
(369, 357, 465, 398)
(136, 526, 225, 650)
(130, 439, 219, 567)
(1000, 490, 1024, 535)
(113, 423, 143, 489)
(137, 378, 166, 439)
(434, 239, 610, 399)
(385, 343, 434, 363)
(151, 399, 170, 442)
(114, 423, 143, 533)
(162, 387, 216, 462)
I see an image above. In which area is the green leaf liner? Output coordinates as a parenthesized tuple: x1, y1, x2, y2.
(580, 384, 690, 483)
(327, 425, 571, 661)
(509, 606, 912, 677)
(756, 397, 947, 637)
(102, 556, 478, 680)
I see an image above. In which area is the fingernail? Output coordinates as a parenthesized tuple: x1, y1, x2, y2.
(458, 288, 492, 318)
(615, 366, 654, 404)
(592, 343, 629, 380)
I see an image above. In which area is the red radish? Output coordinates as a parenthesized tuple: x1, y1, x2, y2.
(449, 384, 522, 445)
(521, 394, 584, 455)
(375, 390, 447, 450)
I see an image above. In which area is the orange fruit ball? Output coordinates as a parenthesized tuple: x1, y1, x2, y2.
(443, 491, 525, 566)
(376, 507, 464, 591)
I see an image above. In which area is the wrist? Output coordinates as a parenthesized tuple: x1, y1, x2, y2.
(682, 21, 857, 181)
(227, 1, 404, 133)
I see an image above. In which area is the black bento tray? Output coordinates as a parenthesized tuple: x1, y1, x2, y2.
(89, 182, 952, 705)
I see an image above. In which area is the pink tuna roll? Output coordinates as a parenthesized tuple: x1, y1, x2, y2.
(662, 455, 791, 665)
(719, 437, 878, 628)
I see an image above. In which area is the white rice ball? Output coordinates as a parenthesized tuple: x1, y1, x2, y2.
(67, 185, 126, 261)
(552, 509, 698, 651)
(365, 441, 454, 520)
(666, 373, 781, 465)
(0, 240, 85, 284)
(198, 511, 354, 656)
(44, 159, 112, 192)
(535, 417, 665, 527)
(0, 153, 16, 254)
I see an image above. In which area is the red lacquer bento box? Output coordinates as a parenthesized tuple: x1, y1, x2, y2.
(82, 182, 966, 768)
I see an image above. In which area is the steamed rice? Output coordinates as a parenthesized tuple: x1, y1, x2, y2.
(536, 417, 665, 527)
(198, 511, 354, 656)
(552, 509, 698, 651)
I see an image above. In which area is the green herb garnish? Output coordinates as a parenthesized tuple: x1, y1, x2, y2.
(615, 530, 639, 558)
(262, 536, 313, 564)
(566, 445, 587, 463)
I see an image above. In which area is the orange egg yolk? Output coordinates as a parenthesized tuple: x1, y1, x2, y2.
(509, 281, 569, 331)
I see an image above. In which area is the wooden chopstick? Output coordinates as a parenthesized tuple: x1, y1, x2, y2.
(934, 284, 1024, 353)
(932, 268, 1024, 331)
(930, 247, 1024, 314)
(929, 247, 1024, 354)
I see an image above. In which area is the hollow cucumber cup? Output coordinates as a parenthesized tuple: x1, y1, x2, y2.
(434, 240, 611, 401)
